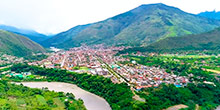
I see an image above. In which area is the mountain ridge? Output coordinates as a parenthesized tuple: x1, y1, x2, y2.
(0, 30, 46, 56)
(0, 24, 50, 43)
(123, 27, 220, 53)
(43, 3, 220, 48)
(198, 10, 220, 20)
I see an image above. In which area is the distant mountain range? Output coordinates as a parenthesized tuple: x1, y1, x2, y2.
(43, 3, 220, 48)
(198, 11, 220, 20)
(0, 30, 45, 56)
(0, 25, 50, 43)
(122, 27, 220, 53)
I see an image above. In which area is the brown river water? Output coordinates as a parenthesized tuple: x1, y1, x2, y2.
(15, 82, 111, 110)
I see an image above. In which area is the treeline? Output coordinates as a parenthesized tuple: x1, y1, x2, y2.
(137, 83, 220, 110)
(0, 80, 86, 110)
(10, 64, 146, 110)
(0, 63, 11, 67)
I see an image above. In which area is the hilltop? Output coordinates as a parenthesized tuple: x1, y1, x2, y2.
(43, 3, 220, 48)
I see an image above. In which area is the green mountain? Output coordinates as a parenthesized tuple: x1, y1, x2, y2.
(198, 11, 220, 20)
(130, 27, 220, 52)
(42, 24, 90, 47)
(0, 25, 50, 43)
(43, 3, 220, 48)
(0, 30, 46, 56)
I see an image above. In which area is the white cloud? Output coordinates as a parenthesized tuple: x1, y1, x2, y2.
(0, 0, 219, 34)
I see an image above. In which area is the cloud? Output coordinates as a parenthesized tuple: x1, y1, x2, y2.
(0, 0, 219, 34)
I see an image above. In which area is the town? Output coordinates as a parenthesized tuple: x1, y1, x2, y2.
(0, 53, 24, 66)
(29, 45, 189, 89)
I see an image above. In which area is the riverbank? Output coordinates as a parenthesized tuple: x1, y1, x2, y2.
(15, 82, 111, 110)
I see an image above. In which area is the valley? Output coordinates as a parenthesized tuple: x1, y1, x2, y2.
(1, 45, 220, 109)
(29, 45, 190, 89)
(0, 2, 220, 110)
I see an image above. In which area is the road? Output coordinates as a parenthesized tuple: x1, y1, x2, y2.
(0, 65, 11, 70)
(96, 57, 145, 102)
(61, 55, 66, 67)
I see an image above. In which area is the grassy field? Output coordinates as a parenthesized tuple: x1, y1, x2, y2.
(16, 98, 26, 106)
(205, 69, 220, 74)
(79, 66, 90, 70)
(0, 99, 7, 105)
(53, 98, 65, 110)
(36, 95, 47, 105)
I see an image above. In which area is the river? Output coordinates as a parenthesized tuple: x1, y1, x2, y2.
(16, 82, 111, 110)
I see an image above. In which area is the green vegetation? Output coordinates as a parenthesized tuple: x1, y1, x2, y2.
(73, 66, 90, 70)
(0, 24, 50, 43)
(42, 3, 220, 48)
(79, 66, 90, 70)
(0, 80, 86, 110)
(122, 27, 220, 53)
(137, 83, 219, 110)
(122, 55, 220, 109)
(0, 30, 45, 57)
(24, 54, 48, 61)
(8, 53, 220, 110)
(9, 59, 220, 110)
(6, 53, 220, 110)
(127, 55, 217, 80)
(10, 64, 144, 110)
(0, 62, 11, 67)
(0, 67, 10, 73)
(36, 95, 47, 105)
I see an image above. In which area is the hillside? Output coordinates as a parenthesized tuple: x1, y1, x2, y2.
(0, 25, 50, 43)
(42, 24, 90, 47)
(198, 11, 220, 20)
(43, 3, 220, 48)
(130, 27, 220, 52)
(0, 30, 45, 56)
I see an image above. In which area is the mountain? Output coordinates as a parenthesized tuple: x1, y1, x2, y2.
(0, 30, 46, 56)
(0, 25, 50, 43)
(42, 24, 91, 47)
(43, 3, 220, 48)
(132, 27, 220, 52)
(198, 11, 220, 20)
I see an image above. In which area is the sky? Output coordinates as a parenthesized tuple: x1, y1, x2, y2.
(0, 0, 219, 34)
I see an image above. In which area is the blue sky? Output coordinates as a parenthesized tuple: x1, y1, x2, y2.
(0, 0, 219, 34)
